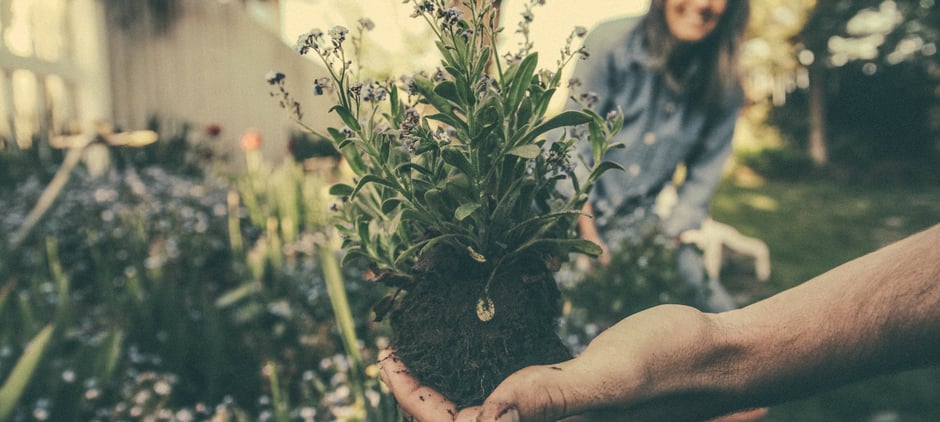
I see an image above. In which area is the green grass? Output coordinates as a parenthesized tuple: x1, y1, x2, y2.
(711, 176, 940, 421)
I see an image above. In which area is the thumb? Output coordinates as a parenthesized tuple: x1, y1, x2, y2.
(475, 363, 583, 422)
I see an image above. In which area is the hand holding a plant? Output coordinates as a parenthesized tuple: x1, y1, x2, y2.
(380, 304, 767, 422)
(379, 305, 725, 422)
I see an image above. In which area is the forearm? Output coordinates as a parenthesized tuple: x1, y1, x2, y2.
(474, 225, 940, 422)
(703, 223, 940, 409)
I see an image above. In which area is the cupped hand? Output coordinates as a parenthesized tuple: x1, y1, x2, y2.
(475, 305, 766, 422)
(380, 305, 766, 422)
(378, 349, 482, 421)
(378, 348, 595, 422)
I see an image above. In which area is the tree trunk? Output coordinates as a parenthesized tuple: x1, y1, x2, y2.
(808, 64, 829, 167)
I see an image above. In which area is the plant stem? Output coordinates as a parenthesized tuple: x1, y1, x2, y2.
(2, 139, 88, 277)
(318, 235, 368, 408)
(0, 324, 56, 421)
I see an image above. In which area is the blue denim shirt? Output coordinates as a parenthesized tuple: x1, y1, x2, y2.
(571, 16, 742, 237)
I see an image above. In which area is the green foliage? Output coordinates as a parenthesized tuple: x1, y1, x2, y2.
(562, 223, 694, 349)
(0, 147, 56, 188)
(0, 324, 55, 421)
(284, 0, 622, 296)
(0, 155, 394, 421)
(736, 147, 815, 180)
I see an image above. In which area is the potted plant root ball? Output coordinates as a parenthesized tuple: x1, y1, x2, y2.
(274, 0, 623, 409)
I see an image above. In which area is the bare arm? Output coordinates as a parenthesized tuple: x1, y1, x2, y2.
(473, 223, 940, 421)
(719, 222, 940, 406)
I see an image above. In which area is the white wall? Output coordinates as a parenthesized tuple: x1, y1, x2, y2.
(106, 0, 336, 165)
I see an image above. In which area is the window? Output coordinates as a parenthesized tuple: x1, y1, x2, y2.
(0, 0, 106, 150)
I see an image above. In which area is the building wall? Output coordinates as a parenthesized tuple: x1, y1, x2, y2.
(106, 0, 335, 164)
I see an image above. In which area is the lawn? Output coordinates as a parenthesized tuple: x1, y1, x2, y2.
(711, 174, 940, 422)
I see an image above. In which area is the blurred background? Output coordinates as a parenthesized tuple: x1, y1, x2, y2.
(0, 0, 938, 421)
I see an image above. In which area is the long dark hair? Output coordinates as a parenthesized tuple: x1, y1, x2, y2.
(641, 0, 750, 108)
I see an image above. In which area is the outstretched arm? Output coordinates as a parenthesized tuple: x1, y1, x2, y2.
(475, 223, 940, 421)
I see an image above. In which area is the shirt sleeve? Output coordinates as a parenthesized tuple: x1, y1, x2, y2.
(564, 19, 634, 197)
(663, 98, 741, 237)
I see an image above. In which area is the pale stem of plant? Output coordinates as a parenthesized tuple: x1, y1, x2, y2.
(0, 324, 56, 421)
(1, 138, 89, 278)
(264, 360, 290, 422)
(319, 235, 368, 407)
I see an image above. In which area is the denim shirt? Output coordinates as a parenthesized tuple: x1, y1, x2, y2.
(570, 16, 742, 237)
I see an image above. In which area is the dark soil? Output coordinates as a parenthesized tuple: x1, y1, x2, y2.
(388, 250, 572, 408)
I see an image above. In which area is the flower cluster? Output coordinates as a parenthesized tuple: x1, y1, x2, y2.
(277, 0, 622, 320)
(295, 28, 324, 55)
(267, 70, 303, 120)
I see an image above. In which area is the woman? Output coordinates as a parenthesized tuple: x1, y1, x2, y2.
(574, 0, 750, 312)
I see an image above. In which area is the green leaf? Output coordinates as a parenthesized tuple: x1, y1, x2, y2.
(532, 87, 556, 118)
(396, 162, 433, 176)
(435, 41, 459, 69)
(514, 238, 602, 257)
(474, 47, 491, 78)
(413, 78, 453, 114)
(329, 183, 355, 196)
(357, 219, 371, 249)
(551, 238, 604, 256)
(514, 96, 534, 130)
(588, 160, 625, 185)
(389, 84, 401, 118)
(351, 175, 399, 198)
(329, 105, 361, 132)
(382, 198, 403, 214)
(424, 188, 451, 219)
(341, 249, 371, 267)
(425, 113, 469, 134)
(507, 209, 579, 237)
(519, 110, 592, 145)
(379, 134, 391, 163)
(393, 233, 465, 267)
(215, 282, 262, 309)
(589, 119, 607, 164)
(327, 127, 349, 144)
(435, 81, 461, 105)
(0, 324, 55, 422)
(505, 53, 539, 112)
(94, 328, 124, 381)
(340, 145, 368, 175)
(508, 144, 541, 159)
(0, 282, 11, 317)
(455, 202, 481, 221)
(401, 208, 436, 226)
(441, 147, 476, 178)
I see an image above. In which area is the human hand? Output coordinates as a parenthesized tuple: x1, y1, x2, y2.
(378, 349, 482, 421)
(379, 306, 692, 422)
(380, 306, 766, 421)
(378, 348, 594, 422)
(474, 305, 766, 422)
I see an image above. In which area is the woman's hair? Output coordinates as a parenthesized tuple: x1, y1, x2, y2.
(641, 0, 750, 108)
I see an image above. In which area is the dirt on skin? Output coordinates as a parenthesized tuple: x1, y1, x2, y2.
(388, 250, 572, 408)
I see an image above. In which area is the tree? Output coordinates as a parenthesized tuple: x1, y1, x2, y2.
(765, 0, 940, 169)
